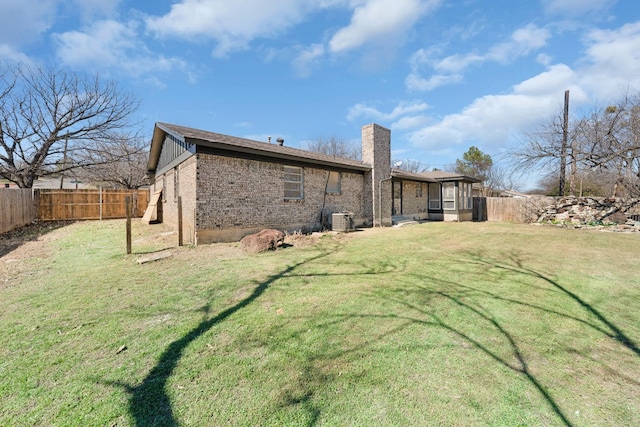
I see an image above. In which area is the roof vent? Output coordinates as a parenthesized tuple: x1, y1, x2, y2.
(267, 136, 271, 144)
(276, 138, 284, 146)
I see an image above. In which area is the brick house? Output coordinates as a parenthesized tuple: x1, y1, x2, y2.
(146, 122, 480, 244)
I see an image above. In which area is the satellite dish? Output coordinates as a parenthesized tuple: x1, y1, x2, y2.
(393, 160, 403, 167)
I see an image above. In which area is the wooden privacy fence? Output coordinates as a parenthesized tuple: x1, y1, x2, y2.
(36, 188, 149, 221)
(474, 197, 554, 223)
(0, 189, 37, 234)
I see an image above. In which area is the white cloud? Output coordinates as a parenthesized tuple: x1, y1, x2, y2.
(53, 20, 186, 79)
(392, 115, 432, 130)
(405, 47, 465, 90)
(487, 24, 551, 63)
(537, 53, 553, 66)
(0, 0, 123, 62)
(0, 0, 57, 46)
(432, 53, 484, 73)
(347, 100, 429, 122)
(0, 44, 33, 64)
(292, 44, 326, 77)
(435, 24, 551, 71)
(542, 0, 614, 16)
(579, 21, 640, 98)
(405, 72, 463, 91)
(145, 0, 440, 59)
(70, 0, 122, 20)
(403, 18, 640, 159)
(408, 24, 551, 91)
(347, 100, 431, 132)
(329, 0, 440, 53)
(407, 64, 584, 151)
(145, 0, 313, 57)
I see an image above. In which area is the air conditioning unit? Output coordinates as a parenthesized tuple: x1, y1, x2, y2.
(332, 212, 355, 232)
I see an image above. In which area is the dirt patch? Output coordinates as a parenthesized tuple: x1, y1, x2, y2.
(0, 220, 74, 257)
(0, 221, 76, 289)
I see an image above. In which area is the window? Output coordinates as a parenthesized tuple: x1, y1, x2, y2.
(284, 166, 304, 200)
(443, 182, 456, 210)
(428, 183, 440, 210)
(459, 182, 472, 210)
(326, 171, 341, 194)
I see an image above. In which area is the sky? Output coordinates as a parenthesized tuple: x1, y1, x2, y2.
(2, 0, 640, 188)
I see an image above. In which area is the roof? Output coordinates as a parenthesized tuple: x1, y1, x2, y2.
(391, 168, 436, 183)
(147, 123, 483, 184)
(391, 168, 482, 183)
(419, 170, 482, 183)
(148, 122, 370, 173)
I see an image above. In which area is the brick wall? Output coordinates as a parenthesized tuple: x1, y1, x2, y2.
(153, 156, 197, 244)
(400, 181, 428, 218)
(195, 154, 367, 243)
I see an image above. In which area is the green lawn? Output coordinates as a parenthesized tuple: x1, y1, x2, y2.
(1, 220, 639, 426)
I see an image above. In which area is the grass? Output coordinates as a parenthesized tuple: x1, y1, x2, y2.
(1, 220, 639, 426)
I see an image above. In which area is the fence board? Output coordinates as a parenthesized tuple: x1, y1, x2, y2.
(36, 189, 149, 221)
(481, 197, 554, 223)
(0, 189, 36, 234)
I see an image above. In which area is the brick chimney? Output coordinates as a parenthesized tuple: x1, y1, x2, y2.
(361, 123, 391, 226)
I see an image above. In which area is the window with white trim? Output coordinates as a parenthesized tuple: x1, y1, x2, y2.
(429, 183, 440, 209)
(443, 182, 456, 210)
(326, 171, 341, 193)
(284, 166, 304, 200)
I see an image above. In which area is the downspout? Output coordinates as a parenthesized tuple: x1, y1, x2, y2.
(320, 171, 331, 231)
(378, 176, 392, 227)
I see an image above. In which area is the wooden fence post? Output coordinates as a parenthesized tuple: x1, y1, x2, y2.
(126, 196, 132, 254)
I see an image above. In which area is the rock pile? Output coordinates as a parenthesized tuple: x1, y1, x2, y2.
(535, 197, 640, 231)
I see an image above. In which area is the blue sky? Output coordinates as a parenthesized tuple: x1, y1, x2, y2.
(2, 0, 640, 187)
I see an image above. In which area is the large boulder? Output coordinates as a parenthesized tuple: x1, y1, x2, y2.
(240, 229, 285, 253)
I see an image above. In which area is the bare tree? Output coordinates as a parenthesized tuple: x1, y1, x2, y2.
(392, 158, 430, 173)
(582, 94, 640, 197)
(76, 135, 149, 188)
(304, 136, 360, 160)
(0, 63, 140, 188)
(513, 110, 588, 196)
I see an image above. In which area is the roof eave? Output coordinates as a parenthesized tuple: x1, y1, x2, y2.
(193, 139, 370, 171)
(390, 170, 437, 183)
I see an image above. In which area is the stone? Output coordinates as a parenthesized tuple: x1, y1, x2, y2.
(534, 197, 640, 232)
(240, 229, 285, 253)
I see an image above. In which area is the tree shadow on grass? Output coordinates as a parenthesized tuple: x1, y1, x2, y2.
(260, 250, 609, 426)
(109, 247, 338, 427)
(465, 251, 640, 358)
(333, 284, 576, 426)
(347, 250, 638, 427)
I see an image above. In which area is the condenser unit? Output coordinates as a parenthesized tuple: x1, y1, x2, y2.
(332, 212, 355, 232)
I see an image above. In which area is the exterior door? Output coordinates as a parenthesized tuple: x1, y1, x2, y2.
(392, 181, 402, 216)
